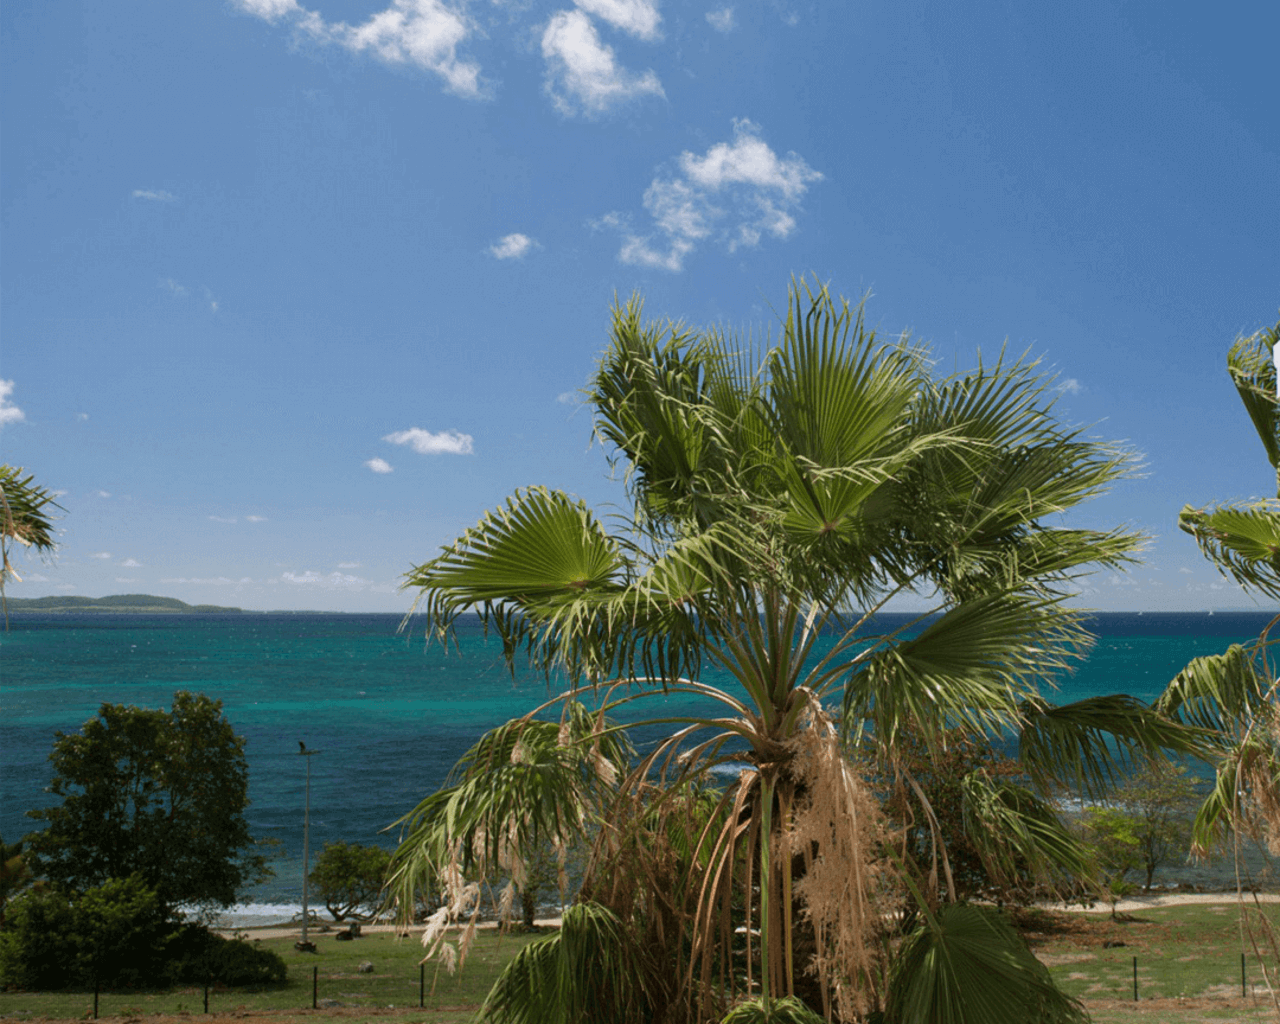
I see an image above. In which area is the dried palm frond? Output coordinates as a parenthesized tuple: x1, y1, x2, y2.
(784, 706, 888, 1022)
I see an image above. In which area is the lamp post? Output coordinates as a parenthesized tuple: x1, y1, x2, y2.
(298, 741, 320, 947)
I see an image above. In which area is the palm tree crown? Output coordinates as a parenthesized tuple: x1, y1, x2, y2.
(398, 281, 1192, 1022)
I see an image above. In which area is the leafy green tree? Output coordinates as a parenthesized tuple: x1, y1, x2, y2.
(0, 835, 33, 925)
(24, 691, 271, 915)
(309, 841, 392, 922)
(396, 281, 1194, 1023)
(1080, 807, 1141, 918)
(0, 875, 172, 990)
(1111, 761, 1197, 890)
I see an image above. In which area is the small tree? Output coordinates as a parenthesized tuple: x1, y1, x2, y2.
(1081, 808, 1141, 919)
(309, 842, 392, 922)
(1113, 761, 1198, 890)
(24, 691, 271, 916)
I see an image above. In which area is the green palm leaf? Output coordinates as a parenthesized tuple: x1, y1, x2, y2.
(385, 706, 631, 917)
(884, 905, 1087, 1024)
(842, 595, 1087, 754)
(1178, 502, 1280, 600)
(0, 465, 62, 555)
(1225, 319, 1280, 481)
(479, 902, 649, 1024)
(1155, 644, 1273, 733)
(1018, 695, 1205, 800)
(960, 774, 1092, 890)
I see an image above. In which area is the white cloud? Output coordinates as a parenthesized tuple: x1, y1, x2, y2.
(365, 457, 395, 473)
(77, 412, 89, 421)
(115, 577, 140, 583)
(161, 278, 189, 297)
(556, 390, 580, 405)
(209, 515, 238, 523)
(246, 515, 268, 522)
(680, 120, 820, 200)
(337, 561, 362, 568)
(1058, 378, 1083, 395)
(541, 9, 664, 116)
(235, 0, 484, 99)
(1178, 567, 1194, 574)
(606, 119, 821, 272)
(573, 0, 661, 40)
(119, 558, 142, 567)
(23, 573, 50, 583)
(490, 233, 538, 260)
(89, 552, 112, 560)
(383, 427, 474, 455)
(0, 380, 25, 425)
(706, 6, 734, 32)
(94, 490, 111, 499)
(237, 0, 302, 20)
(133, 188, 176, 202)
(280, 569, 378, 590)
(161, 576, 238, 585)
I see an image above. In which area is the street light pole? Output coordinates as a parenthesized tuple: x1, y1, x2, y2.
(298, 741, 320, 947)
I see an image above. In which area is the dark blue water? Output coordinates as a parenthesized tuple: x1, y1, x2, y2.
(2, 610, 1273, 920)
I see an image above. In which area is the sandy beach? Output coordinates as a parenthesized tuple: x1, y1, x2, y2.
(221, 893, 1280, 942)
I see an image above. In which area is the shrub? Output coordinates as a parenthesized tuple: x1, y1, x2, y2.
(0, 876, 170, 991)
(165, 926, 287, 987)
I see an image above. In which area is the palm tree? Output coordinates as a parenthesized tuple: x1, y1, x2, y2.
(397, 280, 1192, 1022)
(1154, 318, 1280, 1013)
(0, 465, 62, 628)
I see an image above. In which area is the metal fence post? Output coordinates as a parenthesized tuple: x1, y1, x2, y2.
(420, 962, 425, 1008)
(312, 964, 318, 1009)
(1132, 956, 1138, 1001)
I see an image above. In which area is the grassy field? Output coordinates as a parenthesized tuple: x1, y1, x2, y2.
(0, 927, 542, 1020)
(1, 905, 1276, 1022)
(1022, 903, 1279, 1003)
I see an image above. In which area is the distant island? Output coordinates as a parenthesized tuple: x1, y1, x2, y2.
(3, 594, 244, 614)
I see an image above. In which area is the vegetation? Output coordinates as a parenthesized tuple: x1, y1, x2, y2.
(0, 928, 540, 1014)
(389, 704, 630, 952)
(3, 907, 1276, 1021)
(0, 875, 173, 990)
(0, 465, 62, 628)
(0, 836, 31, 925)
(1079, 809, 1142, 918)
(310, 842, 394, 923)
(1150, 315, 1280, 1011)
(1109, 761, 1198, 892)
(24, 691, 272, 916)
(391, 280, 1199, 1023)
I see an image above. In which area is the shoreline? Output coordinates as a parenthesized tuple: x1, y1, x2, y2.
(217, 893, 1280, 941)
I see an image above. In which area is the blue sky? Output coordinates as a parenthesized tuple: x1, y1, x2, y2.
(2, 0, 1276, 612)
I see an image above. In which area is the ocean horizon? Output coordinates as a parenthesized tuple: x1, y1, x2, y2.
(3, 609, 1275, 926)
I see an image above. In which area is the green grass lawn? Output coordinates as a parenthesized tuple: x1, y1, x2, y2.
(0, 927, 545, 1020)
(2, 908, 1276, 1022)
(1017, 902, 1279, 1003)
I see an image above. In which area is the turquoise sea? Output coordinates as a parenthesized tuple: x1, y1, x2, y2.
(2, 610, 1275, 924)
